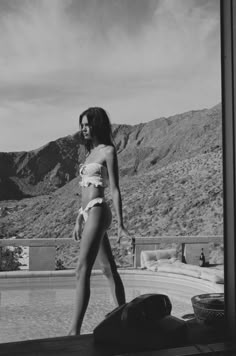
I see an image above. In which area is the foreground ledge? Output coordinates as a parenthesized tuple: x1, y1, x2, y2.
(0, 333, 234, 356)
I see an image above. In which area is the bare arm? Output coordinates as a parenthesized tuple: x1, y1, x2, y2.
(105, 146, 124, 228)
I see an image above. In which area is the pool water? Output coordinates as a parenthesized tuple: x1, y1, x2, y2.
(0, 276, 194, 343)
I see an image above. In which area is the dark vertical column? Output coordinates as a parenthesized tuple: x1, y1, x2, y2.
(221, 0, 236, 342)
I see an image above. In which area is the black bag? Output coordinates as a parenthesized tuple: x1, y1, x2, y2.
(94, 294, 187, 351)
(121, 293, 172, 329)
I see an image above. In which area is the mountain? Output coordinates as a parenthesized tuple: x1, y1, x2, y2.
(0, 134, 83, 200)
(0, 103, 222, 201)
(0, 104, 223, 267)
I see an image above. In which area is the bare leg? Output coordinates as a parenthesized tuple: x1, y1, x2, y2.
(97, 233, 126, 306)
(68, 204, 111, 336)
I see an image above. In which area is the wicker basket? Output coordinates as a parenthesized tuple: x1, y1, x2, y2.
(191, 293, 224, 325)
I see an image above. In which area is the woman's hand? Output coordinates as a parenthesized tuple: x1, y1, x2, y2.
(116, 225, 130, 245)
(72, 214, 84, 241)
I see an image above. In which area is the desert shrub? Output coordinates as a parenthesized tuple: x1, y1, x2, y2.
(0, 246, 23, 271)
(56, 258, 66, 270)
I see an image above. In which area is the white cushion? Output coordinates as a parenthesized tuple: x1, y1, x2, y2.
(140, 249, 224, 284)
(157, 257, 177, 265)
(155, 249, 177, 260)
(140, 250, 157, 266)
(140, 249, 177, 269)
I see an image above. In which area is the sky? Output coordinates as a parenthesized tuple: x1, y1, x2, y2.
(0, 0, 221, 152)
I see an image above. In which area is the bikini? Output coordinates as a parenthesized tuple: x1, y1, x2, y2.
(78, 162, 109, 221)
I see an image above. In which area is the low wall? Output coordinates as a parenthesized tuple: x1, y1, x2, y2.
(0, 235, 223, 271)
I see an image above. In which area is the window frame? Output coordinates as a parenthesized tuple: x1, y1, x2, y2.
(221, 0, 236, 342)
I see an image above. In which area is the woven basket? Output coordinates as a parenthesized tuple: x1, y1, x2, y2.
(191, 293, 224, 325)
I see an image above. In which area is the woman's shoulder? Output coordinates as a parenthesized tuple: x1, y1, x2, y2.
(102, 145, 116, 164)
(103, 145, 116, 157)
(104, 144, 115, 153)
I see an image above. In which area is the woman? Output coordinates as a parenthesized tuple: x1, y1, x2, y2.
(69, 107, 129, 335)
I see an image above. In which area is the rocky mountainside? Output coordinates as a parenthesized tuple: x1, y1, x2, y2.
(0, 149, 223, 267)
(0, 149, 223, 239)
(0, 134, 83, 200)
(0, 103, 221, 201)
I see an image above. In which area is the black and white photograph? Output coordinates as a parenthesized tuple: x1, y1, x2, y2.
(0, 0, 235, 355)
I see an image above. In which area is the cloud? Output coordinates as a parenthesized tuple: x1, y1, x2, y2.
(0, 0, 221, 151)
(0, 0, 220, 87)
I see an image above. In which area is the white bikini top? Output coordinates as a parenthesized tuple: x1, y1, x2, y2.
(79, 162, 109, 188)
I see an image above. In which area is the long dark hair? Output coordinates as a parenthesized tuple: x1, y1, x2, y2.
(79, 107, 115, 153)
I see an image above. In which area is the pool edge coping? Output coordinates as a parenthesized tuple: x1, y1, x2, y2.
(0, 268, 224, 293)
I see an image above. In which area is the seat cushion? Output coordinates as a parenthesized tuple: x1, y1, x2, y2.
(140, 249, 177, 268)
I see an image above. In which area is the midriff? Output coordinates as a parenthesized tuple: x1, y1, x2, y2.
(81, 185, 105, 209)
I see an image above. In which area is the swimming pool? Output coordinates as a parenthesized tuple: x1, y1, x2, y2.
(0, 270, 221, 343)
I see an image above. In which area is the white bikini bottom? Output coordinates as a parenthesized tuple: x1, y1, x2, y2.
(79, 197, 105, 222)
